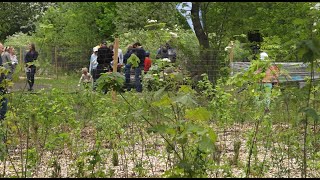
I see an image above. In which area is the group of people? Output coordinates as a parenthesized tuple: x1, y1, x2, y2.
(0, 42, 38, 121)
(0, 45, 19, 80)
(0, 43, 20, 120)
(79, 40, 153, 93)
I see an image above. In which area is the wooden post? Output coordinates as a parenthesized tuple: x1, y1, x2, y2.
(55, 46, 58, 79)
(112, 38, 119, 102)
(229, 41, 234, 76)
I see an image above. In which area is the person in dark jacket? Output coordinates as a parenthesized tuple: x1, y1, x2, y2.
(124, 42, 146, 92)
(123, 44, 133, 65)
(24, 43, 39, 91)
(96, 40, 114, 80)
(124, 44, 133, 90)
(156, 42, 176, 62)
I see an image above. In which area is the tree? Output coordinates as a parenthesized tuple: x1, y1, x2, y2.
(114, 2, 185, 33)
(0, 2, 54, 41)
(33, 2, 103, 70)
(95, 2, 117, 41)
(186, 2, 319, 83)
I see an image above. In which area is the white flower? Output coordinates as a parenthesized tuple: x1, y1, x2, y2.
(313, 29, 317, 32)
(169, 32, 178, 38)
(166, 28, 169, 31)
(147, 19, 157, 23)
(161, 58, 171, 62)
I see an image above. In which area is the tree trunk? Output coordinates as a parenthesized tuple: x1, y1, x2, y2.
(191, 2, 218, 83)
(191, 2, 209, 49)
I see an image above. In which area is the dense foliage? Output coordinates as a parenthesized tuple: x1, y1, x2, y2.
(1, 2, 320, 178)
(3, 2, 319, 81)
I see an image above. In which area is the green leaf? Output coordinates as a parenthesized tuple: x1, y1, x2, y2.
(299, 107, 319, 122)
(185, 107, 211, 122)
(199, 136, 215, 152)
(127, 53, 140, 68)
(178, 85, 195, 94)
(132, 109, 144, 118)
(147, 124, 169, 134)
(96, 72, 125, 92)
(144, 22, 166, 30)
(292, 18, 306, 25)
(173, 93, 198, 107)
(177, 136, 188, 144)
(152, 94, 172, 107)
(153, 87, 166, 99)
(207, 129, 217, 142)
(185, 124, 202, 133)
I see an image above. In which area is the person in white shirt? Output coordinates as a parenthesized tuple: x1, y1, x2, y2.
(89, 46, 99, 74)
(7, 46, 18, 80)
(89, 46, 99, 89)
(109, 44, 124, 72)
(260, 51, 268, 60)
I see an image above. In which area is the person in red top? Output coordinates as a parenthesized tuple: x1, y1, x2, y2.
(144, 51, 152, 74)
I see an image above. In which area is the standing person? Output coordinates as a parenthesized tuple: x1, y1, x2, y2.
(24, 43, 39, 91)
(156, 44, 168, 59)
(125, 42, 146, 92)
(96, 40, 113, 80)
(89, 46, 99, 89)
(144, 51, 152, 74)
(109, 44, 124, 72)
(7, 46, 18, 80)
(78, 67, 92, 89)
(261, 61, 280, 113)
(124, 44, 133, 90)
(254, 51, 280, 113)
(156, 42, 176, 62)
(1, 46, 11, 76)
(123, 44, 133, 65)
(0, 43, 8, 121)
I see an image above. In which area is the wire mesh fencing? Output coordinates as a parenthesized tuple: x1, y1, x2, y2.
(10, 46, 230, 92)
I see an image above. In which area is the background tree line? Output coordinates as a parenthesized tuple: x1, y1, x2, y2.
(2, 2, 319, 83)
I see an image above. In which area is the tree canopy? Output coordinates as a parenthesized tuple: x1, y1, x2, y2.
(3, 2, 320, 80)
(0, 2, 54, 41)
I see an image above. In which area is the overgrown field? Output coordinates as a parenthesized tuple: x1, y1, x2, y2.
(0, 64, 320, 178)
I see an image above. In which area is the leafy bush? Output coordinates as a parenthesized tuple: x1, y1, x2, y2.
(96, 72, 125, 93)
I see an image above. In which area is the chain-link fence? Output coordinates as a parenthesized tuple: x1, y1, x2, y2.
(12, 46, 229, 92)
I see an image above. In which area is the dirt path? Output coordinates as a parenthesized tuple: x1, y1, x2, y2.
(10, 77, 52, 92)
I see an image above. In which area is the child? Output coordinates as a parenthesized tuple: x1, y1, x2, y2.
(78, 67, 92, 88)
(144, 51, 152, 74)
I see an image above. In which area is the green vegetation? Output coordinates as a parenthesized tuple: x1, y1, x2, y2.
(0, 2, 320, 178)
